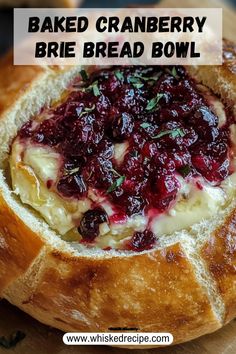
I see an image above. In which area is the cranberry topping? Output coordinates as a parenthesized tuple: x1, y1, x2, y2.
(17, 65, 234, 250)
(57, 173, 87, 198)
(110, 113, 134, 141)
(78, 208, 108, 241)
(19, 120, 34, 138)
(129, 229, 156, 252)
(33, 117, 65, 146)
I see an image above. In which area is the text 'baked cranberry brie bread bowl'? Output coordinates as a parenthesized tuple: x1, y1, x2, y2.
(0, 40, 235, 347)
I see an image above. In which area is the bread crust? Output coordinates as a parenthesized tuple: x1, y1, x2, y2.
(201, 207, 236, 324)
(222, 39, 236, 74)
(1, 204, 221, 344)
(0, 41, 236, 347)
(0, 52, 47, 117)
(187, 39, 236, 114)
(0, 194, 43, 293)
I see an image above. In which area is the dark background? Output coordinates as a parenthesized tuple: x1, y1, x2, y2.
(0, 0, 235, 56)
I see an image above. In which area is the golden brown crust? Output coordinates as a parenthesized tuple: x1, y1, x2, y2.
(0, 52, 46, 117)
(201, 207, 236, 324)
(0, 183, 221, 344)
(0, 53, 73, 118)
(186, 39, 236, 113)
(222, 39, 236, 74)
(0, 192, 43, 293)
(3, 230, 220, 344)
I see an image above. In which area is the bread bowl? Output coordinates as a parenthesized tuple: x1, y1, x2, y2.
(0, 40, 235, 347)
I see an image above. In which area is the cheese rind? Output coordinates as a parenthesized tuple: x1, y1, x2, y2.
(10, 140, 91, 235)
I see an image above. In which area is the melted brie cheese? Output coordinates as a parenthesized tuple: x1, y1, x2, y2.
(10, 140, 91, 235)
(151, 181, 226, 235)
(114, 141, 129, 165)
(10, 90, 236, 249)
(24, 145, 61, 183)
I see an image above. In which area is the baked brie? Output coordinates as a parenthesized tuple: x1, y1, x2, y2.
(9, 65, 236, 251)
(0, 40, 236, 347)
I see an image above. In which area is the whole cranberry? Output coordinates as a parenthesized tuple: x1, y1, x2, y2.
(115, 86, 147, 115)
(70, 114, 104, 145)
(78, 208, 108, 241)
(33, 118, 65, 146)
(188, 106, 219, 141)
(97, 139, 114, 159)
(111, 113, 134, 141)
(154, 173, 180, 198)
(122, 155, 145, 182)
(99, 74, 121, 94)
(125, 195, 146, 216)
(197, 106, 218, 127)
(130, 229, 156, 251)
(182, 127, 198, 147)
(141, 142, 158, 158)
(15, 64, 232, 234)
(96, 94, 111, 115)
(84, 157, 113, 189)
(57, 174, 87, 198)
(64, 157, 86, 171)
(154, 152, 176, 172)
(168, 148, 191, 169)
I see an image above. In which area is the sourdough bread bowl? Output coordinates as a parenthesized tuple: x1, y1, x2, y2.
(0, 40, 235, 347)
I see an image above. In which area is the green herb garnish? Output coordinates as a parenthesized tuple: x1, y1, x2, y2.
(128, 76, 144, 89)
(0, 331, 26, 349)
(107, 175, 125, 193)
(64, 167, 80, 176)
(140, 122, 151, 129)
(165, 67, 179, 79)
(82, 81, 100, 97)
(133, 83, 144, 89)
(115, 70, 124, 81)
(92, 82, 100, 97)
(153, 128, 185, 139)
(178, 165, 192, 177)
(171, 67, 179, 79)
(140, 67, 153, 75)
(130, 150, 139, 158)
(80, 69, 88, 81)
(77, 104, 96, 117)
(135, 74, 150, 81)
(171, 128, 185, 138)
(145, 93, 164, 112)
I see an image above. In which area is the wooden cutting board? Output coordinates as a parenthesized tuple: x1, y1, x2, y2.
(0, 0, 235, 353)
(1, 301, 236, 354)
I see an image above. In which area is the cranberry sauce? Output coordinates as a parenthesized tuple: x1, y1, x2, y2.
(18, 66, 233, 251)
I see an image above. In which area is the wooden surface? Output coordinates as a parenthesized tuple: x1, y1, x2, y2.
(0, 0, 236, 353)
(1, 300, 236, 354)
